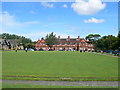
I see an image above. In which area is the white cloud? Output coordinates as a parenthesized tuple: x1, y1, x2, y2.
(62, 4, 68, 8)
(1, 11, 21, 26)
(0, 11, 39, 27)
(41, 2, 54, 8)
(21, 31, 51, 41)
(42, 23, 63, 28)
(43, 25, 49, 27)
(22, 31, 78, 41)
(0, 11, 40, 33)
(29, 10, 36, 14)
(71, 0, 106, 15)
(55, 32, 77, 38)
(48, 16, 58, 21)
(25, 21, 39, 24)
(65, 25, 79, 31)
(84, 18, 105, 23)
(2, 0, 119, 2)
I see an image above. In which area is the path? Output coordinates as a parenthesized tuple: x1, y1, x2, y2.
(1, 80, 118, 87)
(92, 52, 119, 58)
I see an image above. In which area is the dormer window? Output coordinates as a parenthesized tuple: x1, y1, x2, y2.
(76, 39, 79, 41)
(66, 39, 69, 41)
(81, 42, 86, 45)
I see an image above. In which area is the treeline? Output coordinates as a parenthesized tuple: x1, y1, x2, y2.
(85, 31, 120, 51)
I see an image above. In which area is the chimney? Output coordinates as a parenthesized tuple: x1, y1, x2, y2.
(68, 36, 70, 39)
(58, 36, 60, 40)
(78, 36, 80, 40)
(41, 37, 44, 40)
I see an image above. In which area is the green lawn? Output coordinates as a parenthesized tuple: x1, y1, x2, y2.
(2, 51, 118, 81)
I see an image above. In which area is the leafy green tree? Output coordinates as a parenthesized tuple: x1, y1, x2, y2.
(45, 32, 59, 48)
(110, 31, 120, 50)
(95, 35, 118, 50)
(94, 34, 101, 40)
(86, 34, 101, 50)
(24, 42, 35, 48)
(95, 38, 105, 50)
(21, 38, 32, 44)
(85, 34, 94, 41)
(85, 34, 101, 42)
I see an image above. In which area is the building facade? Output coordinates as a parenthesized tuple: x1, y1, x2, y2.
(0, 39, 24, 50)
(35, 36, 94, 51)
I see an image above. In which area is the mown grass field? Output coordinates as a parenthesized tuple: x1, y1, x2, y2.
(2, 51, 118, 81)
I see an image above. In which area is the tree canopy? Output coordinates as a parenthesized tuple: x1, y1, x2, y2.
(45, 32, 59, 48)
(86, 33, 119, 51)
(85, 34, 101, 41)
(95, 35, 119, 51)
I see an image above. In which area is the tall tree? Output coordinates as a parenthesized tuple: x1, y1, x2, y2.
(95, 35, 118, 50)
(85, 34, 101, 42)
(45, 32, 59, 49)
(85, 34, 94, 41)
(94, 34, 101, 40)
(110, 31, 120, 50)
(86, 34, 101, 49)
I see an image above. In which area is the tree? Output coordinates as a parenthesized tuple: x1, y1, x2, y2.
(117, 31, 120, 51)
(110, 31, 120, 50)
(85, 34, 101, 41)
(95, 35, 118, 50)
(86, 34, 101, 50)
(85, 34, 94, 41)
(95, 38, 105, 50)
(45, 32, 59, 48)
(94, 34, 101, 40)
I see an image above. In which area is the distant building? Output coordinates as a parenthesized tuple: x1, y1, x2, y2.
(0, 39, 12, 50)
(0, 39, 24, 50)
(17, 43, 24, 50)
(35, 36, 94, 51)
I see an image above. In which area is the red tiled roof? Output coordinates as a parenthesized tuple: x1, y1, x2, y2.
(81, 39, 86, 43)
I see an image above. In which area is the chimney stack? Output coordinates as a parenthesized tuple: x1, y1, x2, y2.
(58, 36, 60, 40)
(78, 36, 80, 40)
(68, 36, 70, 39)
(41, 37, 44, 40)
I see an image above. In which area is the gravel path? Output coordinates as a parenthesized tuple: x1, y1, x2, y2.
(92, 52, 119, 58)
(1, 80, 118, 87)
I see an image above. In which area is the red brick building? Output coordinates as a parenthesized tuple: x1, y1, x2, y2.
(35, 36, 94, 51)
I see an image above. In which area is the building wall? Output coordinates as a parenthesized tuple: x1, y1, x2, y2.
(0, 39, 24, 50)
(35, 36, 94, 51)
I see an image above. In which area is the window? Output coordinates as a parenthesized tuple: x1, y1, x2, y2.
(81, 43, 85, 45)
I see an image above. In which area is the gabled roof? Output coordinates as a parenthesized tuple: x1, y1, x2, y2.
(81, 39, 86, 43)
(36, 37, 88, 45)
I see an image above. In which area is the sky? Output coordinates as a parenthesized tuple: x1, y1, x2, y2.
(1, 0, 118, 41)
